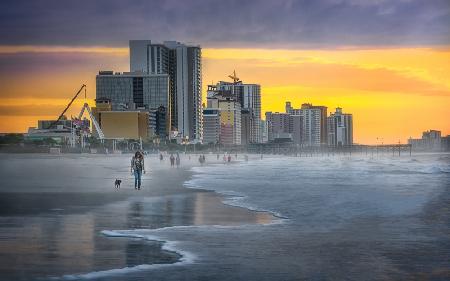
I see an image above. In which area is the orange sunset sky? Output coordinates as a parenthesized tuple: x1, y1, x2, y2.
(0, 1, 449, 144)
(0, 46, 448, 144)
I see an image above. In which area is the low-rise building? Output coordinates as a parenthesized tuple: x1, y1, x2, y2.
(95, 111, 149, 139)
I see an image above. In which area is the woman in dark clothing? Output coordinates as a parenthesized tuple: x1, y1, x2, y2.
(131, 151, 145, 190)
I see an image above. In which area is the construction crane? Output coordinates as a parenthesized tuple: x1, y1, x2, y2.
(47, 85, 86, 129)
(228, 70, 240, 83)
(78, 102, 104, 140)
(47, 84, 105, 140)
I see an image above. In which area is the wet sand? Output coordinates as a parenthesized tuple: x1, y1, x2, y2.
(0, 153, 273, 280)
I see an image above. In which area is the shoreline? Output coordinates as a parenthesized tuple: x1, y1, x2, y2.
(0, 153, 277, 280)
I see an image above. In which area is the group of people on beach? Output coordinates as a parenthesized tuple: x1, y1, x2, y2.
(169, 153, 181, 167)
(130, 151, 252, 190)
(223, 154, 232, 163)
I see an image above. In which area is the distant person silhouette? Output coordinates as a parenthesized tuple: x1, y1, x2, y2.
(170, 154, 175, 167)
(176, 153, 180, 168)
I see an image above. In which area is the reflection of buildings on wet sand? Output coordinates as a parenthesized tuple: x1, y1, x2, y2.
(0, 213, 96, 279)
(192, 192, 273, 226)
(124, 192, 273, 229)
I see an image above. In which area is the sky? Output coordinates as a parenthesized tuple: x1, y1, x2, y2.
(0, 0, 449, 144)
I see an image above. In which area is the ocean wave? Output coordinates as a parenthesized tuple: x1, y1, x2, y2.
(54, 230, 195, 280)
(419, 165, 450, 174)
(185, 171, 289, 222)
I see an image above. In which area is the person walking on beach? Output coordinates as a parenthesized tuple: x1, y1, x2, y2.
(131, 151, 145, 190)
(170, 154, 175, 167)
(176, 153, 180, 168)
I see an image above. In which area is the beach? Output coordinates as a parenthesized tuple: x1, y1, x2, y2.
(0, 152, 449, 280)
(0, 153, 273, 280)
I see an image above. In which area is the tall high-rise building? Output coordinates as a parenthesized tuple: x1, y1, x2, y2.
(287, 102, 327, 146)
(206, 90, 241, 146)
(241, 109, 252, 145)
(265, 112, 291, 142)
(95, 71, 170, 138)
(260, 120, 268, 143)
(202, 108, 220, 145)
(265, 112, 304, 145)
(327, 107, 353, 147)
(213, 80, 261, 143)
(149, 106, 168, 139)
(289, 115, 304, 146)
(129, 40, 202, 142)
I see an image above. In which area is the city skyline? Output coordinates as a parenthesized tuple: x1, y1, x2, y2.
(0, 0, 449, 144)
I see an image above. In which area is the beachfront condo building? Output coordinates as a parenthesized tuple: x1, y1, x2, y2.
(95, 71, 170, 139)
(129, 40, 202, 143)
(212, 81, 261, 143)
(408, 130, 442, 151)
(202, 109, 221, 145)
(265, 112, 304, 145)
(266, 112, 291, 142)
(327, 107, 353, 147)
(241, 109, 252, 145)
(206, 89, 242, 146)
(260, 120, 268, 143)
(287, 102, 327, 147)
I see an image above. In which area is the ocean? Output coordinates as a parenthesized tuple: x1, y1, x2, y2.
(0, 153, 449, 280)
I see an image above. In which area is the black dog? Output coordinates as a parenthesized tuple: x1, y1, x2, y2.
(114, 179, 122, 189)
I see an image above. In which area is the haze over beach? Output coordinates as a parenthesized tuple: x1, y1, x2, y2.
(0, 0, 449, 143)
(0, 1, 449, 281)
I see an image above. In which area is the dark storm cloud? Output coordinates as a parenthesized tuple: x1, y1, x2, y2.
(0, 0, 449, 47)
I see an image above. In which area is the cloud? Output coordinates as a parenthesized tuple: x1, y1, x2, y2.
(0, 0, 448, 48)
(1, 47, 448, 101)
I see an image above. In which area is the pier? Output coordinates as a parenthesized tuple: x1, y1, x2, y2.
(247, 143, 412, 157)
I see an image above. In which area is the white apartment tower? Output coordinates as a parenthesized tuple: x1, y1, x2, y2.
(287, 102, 327, 147)
(327, 107, 353, 147)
